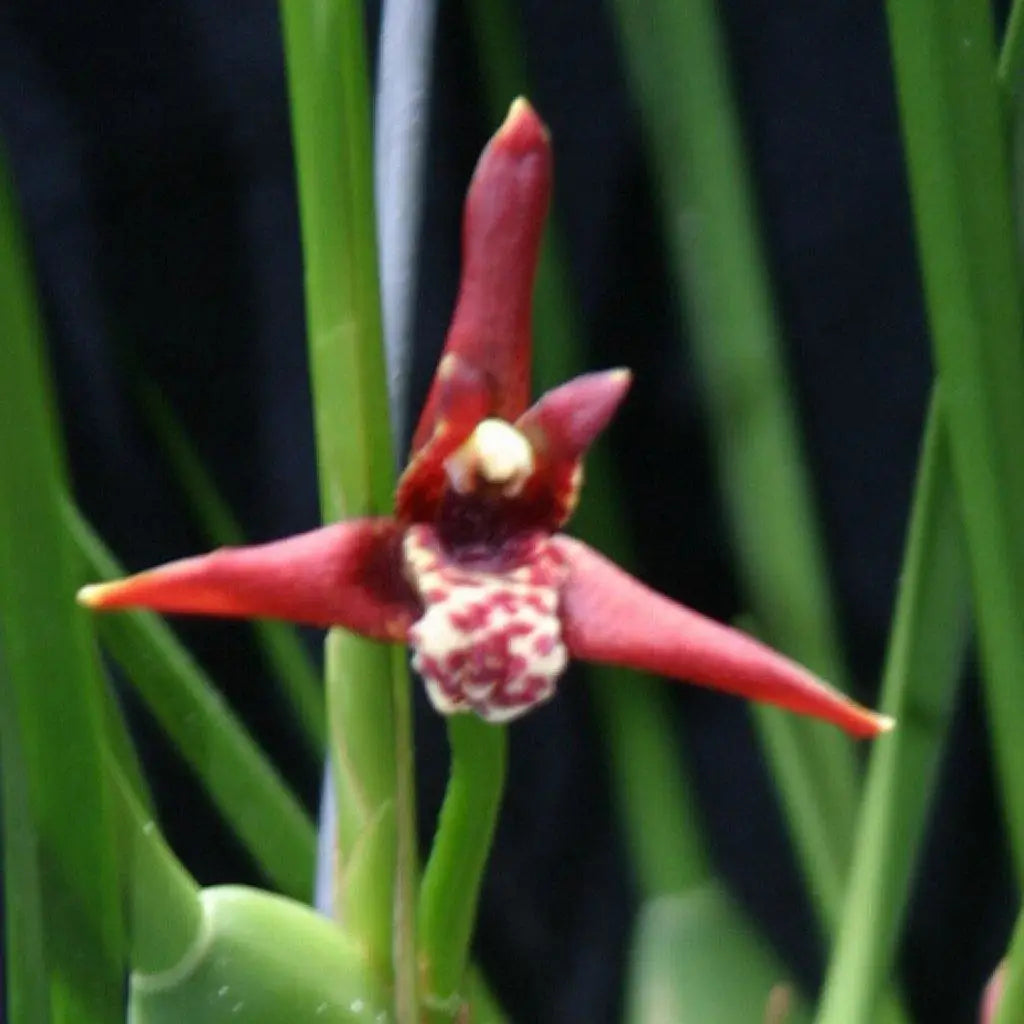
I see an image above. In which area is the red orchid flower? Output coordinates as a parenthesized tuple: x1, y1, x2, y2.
(78, 99, 891, 738)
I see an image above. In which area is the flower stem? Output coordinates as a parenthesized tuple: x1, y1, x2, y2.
(279, 0, 418, 1014)
(417, 716, 508, 1018)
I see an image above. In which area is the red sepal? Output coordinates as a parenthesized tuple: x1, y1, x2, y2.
(78, 518, 418, 641)
(553, 537, 892, 738)
(411, 98, 552, 453)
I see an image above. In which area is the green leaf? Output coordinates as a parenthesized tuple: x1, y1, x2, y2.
(816, 392, 971, 1023)
(129, 886, 389, 1024)
(886, 0, 1024, 877)
(67, 506, 316, 900)
(625, 884, 810, 1024)
(0, 148, 123, 1022)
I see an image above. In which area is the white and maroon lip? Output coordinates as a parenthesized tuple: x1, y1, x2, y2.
(403, 524, 569, 723)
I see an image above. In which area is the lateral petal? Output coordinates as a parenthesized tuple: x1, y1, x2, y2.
(516, 369, 632, 528)
(411, 98, 552, 453)
(554, 537, 892, 739)
(78, 518, 417, 641)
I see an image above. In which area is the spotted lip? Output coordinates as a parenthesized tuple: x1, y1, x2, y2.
(76, 98, 892, 739)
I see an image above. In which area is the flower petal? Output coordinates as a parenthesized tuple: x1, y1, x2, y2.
(410, 98, 552, 454)
(553, 537, 893, 738)
(516, 368, 632, 527)
(78, 518, 417, 641)
(395, 354, 491, 524)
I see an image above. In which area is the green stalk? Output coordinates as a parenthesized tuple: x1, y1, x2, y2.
(467, 0, 713, 903)
(418, 717, 507, 1018)
(138, 381, 325, 753)
(609, 0, 863, 934)
(0, 146, 123, 1023)
(279, 1, 417, 1014)
(886, 0, 1024, 876)
(68, 506, 316, 900)
(816, 392, 971, 1023)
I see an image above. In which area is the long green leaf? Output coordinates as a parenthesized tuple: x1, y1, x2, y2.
(67, 506, 316, 900)
(279, 1, 417, 1015)
(816, 392, 971, 1023)
(0, 149, 123, 1023)
(886, 0, 1024, 876)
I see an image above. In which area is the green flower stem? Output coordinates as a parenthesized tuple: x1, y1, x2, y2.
(67, 506, 316, 899)
(111, 760, 202, 976)
(886, 0, 1024, 877)
(279, 1, 418, 1015)
(138, 381, 325, 754)
(816, 392, 972, 1024)
(609, 0, 863, 935)
(0, 145, 123, 1023)
(418, 716, 507, 1018)
(467, 0, 713, 903)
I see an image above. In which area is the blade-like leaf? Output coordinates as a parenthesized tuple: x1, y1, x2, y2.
(67, 505, 316, 900)
(0, 149, 123, 1022)
(817, 392, 971, 1023)
(886, 0, 1024, 877)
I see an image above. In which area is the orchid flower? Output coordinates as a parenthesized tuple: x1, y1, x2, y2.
(78, 99, 891, 738)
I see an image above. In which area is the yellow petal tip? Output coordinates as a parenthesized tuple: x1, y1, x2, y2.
(76, 582, 110, 608)
(876, 713, 896, 733)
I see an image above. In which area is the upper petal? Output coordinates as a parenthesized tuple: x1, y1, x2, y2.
(410, 98, 552, 454)
(553, 537, 892, 739)
(78, 518, 418, 642)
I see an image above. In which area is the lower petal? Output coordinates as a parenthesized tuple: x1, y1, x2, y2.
(553, 537, 893, 739)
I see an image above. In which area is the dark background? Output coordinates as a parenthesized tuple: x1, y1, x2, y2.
(0, 1, 1012, 1021)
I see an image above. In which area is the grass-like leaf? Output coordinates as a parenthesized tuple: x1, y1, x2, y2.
(816, 392, 971, 1023)
(67, 506, 316, 900)
(0, 149, 123, 1023)
(886, 0, 1024, 877)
